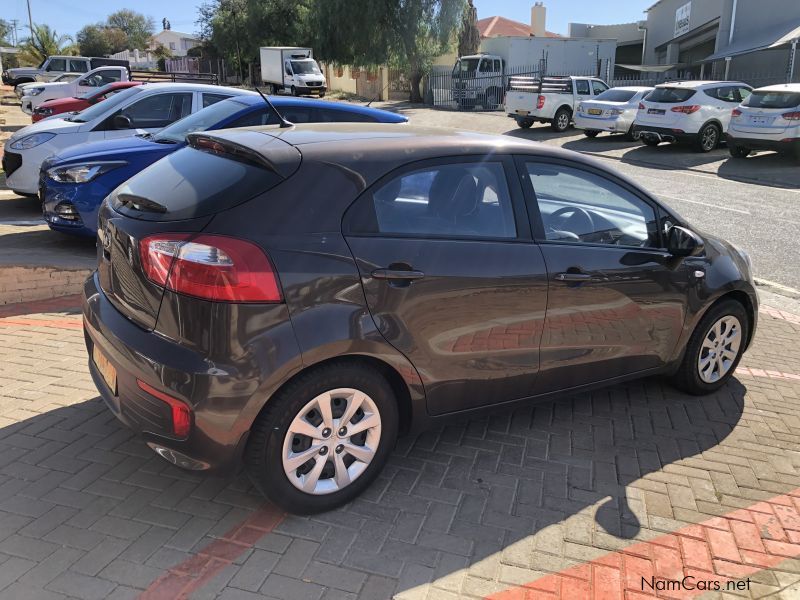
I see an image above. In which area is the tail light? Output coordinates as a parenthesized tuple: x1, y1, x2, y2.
(537, 95, 545, 109)
(671, 105, 701, 114)
(731, 109, 742, 117)
(782, 111, 800, 120)
(137, 380, 191, 438)
(140, 234, 282, 303)
(638, 102, 645, 110)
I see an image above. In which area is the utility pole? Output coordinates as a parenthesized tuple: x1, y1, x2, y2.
(26, 0, 34, 37)
(226, 0, 245, 85)
(10, 19, 19, 46)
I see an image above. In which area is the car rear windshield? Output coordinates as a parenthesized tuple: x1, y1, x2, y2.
(593, 89, 637, 102)
(743, 91, 800, 109)
(645, 88, 697, 103)
(110, 146, 284, 221)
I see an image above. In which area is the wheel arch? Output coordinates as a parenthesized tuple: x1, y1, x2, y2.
(699, 118, 724, 134)
(709, 290, 756, 349)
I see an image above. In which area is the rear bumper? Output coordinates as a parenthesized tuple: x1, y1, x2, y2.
(574, 114, 631, 133)
(82, 272, 294, 474)
(727, 133, 800, 152)
(632, 125, 695, 143)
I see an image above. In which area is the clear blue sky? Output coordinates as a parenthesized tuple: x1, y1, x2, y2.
(4, 0, 654, 41)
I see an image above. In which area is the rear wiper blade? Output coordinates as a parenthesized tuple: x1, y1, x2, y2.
(153, 137, 178, 144)
(116, 193, 167, 213)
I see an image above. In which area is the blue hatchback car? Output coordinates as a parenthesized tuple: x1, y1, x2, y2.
(41, 95, 408, 237)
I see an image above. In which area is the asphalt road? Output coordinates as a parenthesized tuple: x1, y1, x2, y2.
(385, 105, 800, 293)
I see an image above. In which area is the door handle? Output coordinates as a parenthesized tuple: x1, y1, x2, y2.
(554, 272, 592, 282)
(371, 269, 425, 281)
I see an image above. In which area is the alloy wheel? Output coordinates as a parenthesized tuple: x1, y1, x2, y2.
(282, 388, 382, 495)
(701, 126, 718, 151)
(557, 112, 569, 130)
(697, 315, 742, 383)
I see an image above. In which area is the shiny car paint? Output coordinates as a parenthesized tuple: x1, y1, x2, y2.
(574, 87, 653, 136)
(83, 123, 758, 479)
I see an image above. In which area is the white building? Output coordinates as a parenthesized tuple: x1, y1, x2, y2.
(149, 30, 199, 57)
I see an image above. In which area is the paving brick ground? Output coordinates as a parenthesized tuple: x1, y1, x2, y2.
(0, 294, 799, 599)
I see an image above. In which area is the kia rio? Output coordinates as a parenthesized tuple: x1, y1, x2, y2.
(83, 124, 757, 514)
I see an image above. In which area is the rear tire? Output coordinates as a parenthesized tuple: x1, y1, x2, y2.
(729, 144, 751, 159)
(245, 362, 399, 514)
(551, 107, 571, 132)
(642, 136, 660, 147)
(624, 126, 640, 141)
(695, 123, 721, 153)
(583, 130, 600, 138)
(670, 299, 749, 395)
(516, 117, 533, 129)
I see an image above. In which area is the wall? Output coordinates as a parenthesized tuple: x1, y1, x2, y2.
(643, 0, 724, 64)
(320, 64, 390, 100)
(568, 22, 644, 45)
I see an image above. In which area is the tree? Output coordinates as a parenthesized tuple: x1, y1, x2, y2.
(457, 0, 480, 57)
(0, 19, 11, 45)
(77, 25, 111, 57)
(18, 24, 76, 64)
(152, 43, 172, 71)
(107, 9, 155, 50)
(104, 28, 128, 53)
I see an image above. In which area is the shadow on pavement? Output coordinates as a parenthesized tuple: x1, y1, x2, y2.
(503, 125, 583, 142)
(716, 151, 800, 189)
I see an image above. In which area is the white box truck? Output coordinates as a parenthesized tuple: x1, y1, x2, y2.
(260, 47, 326, 97)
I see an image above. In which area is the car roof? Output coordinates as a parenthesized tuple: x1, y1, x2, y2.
(135, 82, 253, 94)
(752, 83, 800, 93)
(609, 86, 653, 92)
(654, 80, 748, 89)
(229, 95, 407, 120)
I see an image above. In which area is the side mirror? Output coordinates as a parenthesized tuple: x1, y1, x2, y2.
(667, 225, 704, 257)
(112, 114, 132, 130)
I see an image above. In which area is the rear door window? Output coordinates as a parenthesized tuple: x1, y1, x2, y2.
(575, 80, 590, 95)
(591, 80, 608, 95)
(202, 92, 233, 107)
(346, 161, 517, 239)
(707, 86, 740, 103)
(69, 59, 89, 73)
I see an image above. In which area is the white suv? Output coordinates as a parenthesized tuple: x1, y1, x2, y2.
(727, 83, 800, 160)
(633, 81, 752, 152)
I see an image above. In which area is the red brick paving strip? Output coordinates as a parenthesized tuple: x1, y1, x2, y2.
(0, 293, 82, 318)
(139, 503, 285, 599)
(487, 488, 800, 599)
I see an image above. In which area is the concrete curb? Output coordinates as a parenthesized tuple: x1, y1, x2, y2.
(0, 265, 91, 305)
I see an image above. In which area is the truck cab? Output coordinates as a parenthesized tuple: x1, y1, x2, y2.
(505, 75, 609, 132)
(20, 66, 131, 115)
(283, 57, 326, 97)
(451, 54, 505, 110)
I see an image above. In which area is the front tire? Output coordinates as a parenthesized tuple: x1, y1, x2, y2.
(551, 107, 571, 132)
(245, 362, 399, 514)
(729, 144, 751, 158)
(670, 299, 749, 395)
(291, 85, 298, 97)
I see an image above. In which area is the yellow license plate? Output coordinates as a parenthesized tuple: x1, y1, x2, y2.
(93, 345, 117, 394)
(515, 110, 530, 116)
(588, 108, 602, 115)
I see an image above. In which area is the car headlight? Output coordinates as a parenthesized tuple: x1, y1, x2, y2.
(28, 87, 45, 96)
(9, 132, 56, 150)
(46, 161, 127, 184)
(36, 108, 53, 116)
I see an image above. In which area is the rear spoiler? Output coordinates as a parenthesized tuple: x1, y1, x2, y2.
(186, 132, 301, 179)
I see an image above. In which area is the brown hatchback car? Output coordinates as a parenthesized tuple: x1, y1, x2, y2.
(83, 124, 757, 513)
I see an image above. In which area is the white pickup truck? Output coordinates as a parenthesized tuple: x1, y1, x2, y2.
(20, 66, 131, 115)
(505, 75, 609, 131)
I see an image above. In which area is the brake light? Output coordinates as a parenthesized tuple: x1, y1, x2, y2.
(731, 108, 742, 117)
(140, 234, 282, 303)
(537, 95, 545, 109)
(782, 111, 800, 120)
(671, 105, 701, 114)
(638, 102, 645, 110)
(137, 380, 191, 438)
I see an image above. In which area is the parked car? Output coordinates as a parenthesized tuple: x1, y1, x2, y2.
(21, 66, 131, 115)
(41, 95, 408, 237)
(83, 123, 757, 514)
(574, 86, 654, 139)
(16, 72, 81, 98)
(505, 75, 609, 131)
(2, 83, 246, 196)
(3, 55, 128, 85)
(727, 83, 800, 159)
(32, 81, 143, 123)
(633, 81, 752, 152)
